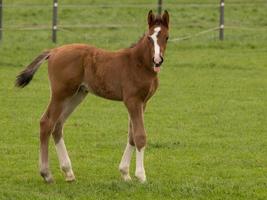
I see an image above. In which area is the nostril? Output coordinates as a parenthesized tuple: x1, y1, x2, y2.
(153, 56, 164, 67)
(160, 56, 164, 64)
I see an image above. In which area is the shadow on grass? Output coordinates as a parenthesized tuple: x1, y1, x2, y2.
(148, 141, 181, 149)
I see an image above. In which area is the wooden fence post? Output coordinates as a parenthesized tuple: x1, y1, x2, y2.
(157, 0, 162, 15)
(0, 0, 3, 42)
(219, 0, 224, 40)
(52, 0, 58, 43)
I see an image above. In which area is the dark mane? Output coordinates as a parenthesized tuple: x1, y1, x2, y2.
(129, 34, 145, 48)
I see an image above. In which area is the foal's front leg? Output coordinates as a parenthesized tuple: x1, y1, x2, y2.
(119, 119, 135, 181)
(124, 99, 147, 183)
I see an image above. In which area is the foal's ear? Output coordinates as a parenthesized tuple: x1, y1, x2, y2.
(162, 10, 169, 28)
(147, 10, 155, 28)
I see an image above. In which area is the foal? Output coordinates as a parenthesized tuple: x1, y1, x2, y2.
(15, 10, 169, 183)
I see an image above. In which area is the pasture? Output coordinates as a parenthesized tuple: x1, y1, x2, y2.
(1, 0, 267, 199)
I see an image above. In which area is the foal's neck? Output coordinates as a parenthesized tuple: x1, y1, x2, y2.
(131, 35, 153, 70)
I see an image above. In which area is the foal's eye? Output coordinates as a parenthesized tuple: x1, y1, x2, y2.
(148, 37, 153, 44)
(166, 37, 169, 41)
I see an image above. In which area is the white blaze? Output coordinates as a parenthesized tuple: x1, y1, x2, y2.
(150, 26, 161, 63)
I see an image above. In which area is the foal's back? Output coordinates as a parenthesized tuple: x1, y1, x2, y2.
(48, 44, 130, 100)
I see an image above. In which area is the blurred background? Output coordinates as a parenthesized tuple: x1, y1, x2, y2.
(1, 0, 266, 46)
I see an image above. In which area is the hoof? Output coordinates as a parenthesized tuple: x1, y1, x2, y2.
(65, 174, 76, 182)
(61, 166, 75, 182)
(64, 170, 76, 182)
(121, 174, 132, 182)
(119, 167, 131, 181)
(135, 171, 146, 183)
(40, 171, 54, 184)
(44, 176, 54, 184)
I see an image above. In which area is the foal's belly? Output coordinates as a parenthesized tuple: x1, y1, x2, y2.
(84, 69, 123, 101)
(89, 83, 123, 101)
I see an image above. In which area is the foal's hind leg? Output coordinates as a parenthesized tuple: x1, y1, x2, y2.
(39, 99, 64, 183)
(52, 122, 75, 182)
(52, 87, 88, 182)
(119, 117, 135, 181)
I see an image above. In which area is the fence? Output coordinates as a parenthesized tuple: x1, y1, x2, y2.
(0, 0, 226, 43)
(0, 0, 2, 41)
(0, 1, 266, 43)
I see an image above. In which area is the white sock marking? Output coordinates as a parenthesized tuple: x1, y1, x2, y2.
(56, 138, 72, 171)
(119, 143, 134, 173)
(150, 26, 161, 63)
(135, 147, 146, 182)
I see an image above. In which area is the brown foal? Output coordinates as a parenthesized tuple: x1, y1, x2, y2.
(15, 10, 169, 183)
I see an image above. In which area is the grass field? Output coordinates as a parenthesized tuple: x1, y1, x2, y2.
(1, 0, 267, 199)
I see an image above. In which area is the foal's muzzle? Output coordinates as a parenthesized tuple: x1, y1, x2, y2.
(153, 56, 164, 67)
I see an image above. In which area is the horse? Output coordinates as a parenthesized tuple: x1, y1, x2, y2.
(15, 10, 169, 183)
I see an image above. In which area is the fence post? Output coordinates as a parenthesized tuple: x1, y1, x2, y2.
(219, 0, 224, 40)
(52, 0, 58, 43)
(157, 0, 162, 15)
(0, 0, 2, 42)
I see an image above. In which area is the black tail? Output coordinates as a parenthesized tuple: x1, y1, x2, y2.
(15, 50, 50, 88)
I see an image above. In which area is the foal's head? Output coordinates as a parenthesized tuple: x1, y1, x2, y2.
(147, 10, 169, 73)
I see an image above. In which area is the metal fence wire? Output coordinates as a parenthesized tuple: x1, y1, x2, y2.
(0, 0, 266, 43)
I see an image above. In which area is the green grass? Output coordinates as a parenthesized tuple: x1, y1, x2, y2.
(1, 0, 267, 199)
